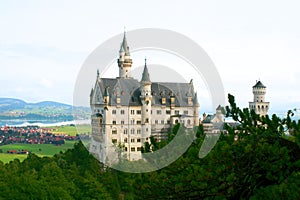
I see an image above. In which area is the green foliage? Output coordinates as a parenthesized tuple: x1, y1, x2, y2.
(0, 94, 299, 199)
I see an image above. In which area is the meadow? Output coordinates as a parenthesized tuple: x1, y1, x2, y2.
(0, 141, 77, 163)
(49, 124, 91, 136)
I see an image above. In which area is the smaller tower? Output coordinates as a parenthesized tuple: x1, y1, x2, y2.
(140, 59, 152, 144)
(193, 92, 199, 125)
(118, 31, 133, 78)
(216, 105, 224, 122)
(249, 80, 269, 117)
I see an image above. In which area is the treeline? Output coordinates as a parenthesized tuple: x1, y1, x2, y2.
(0, 94, 299, 199)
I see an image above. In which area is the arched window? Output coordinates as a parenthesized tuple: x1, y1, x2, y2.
(124, 129, 128, 134)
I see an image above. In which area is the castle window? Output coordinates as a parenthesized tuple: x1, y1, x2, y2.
(137, 120, 141, 125)
(131, 138, 135, 143)
(137, 138, 141, 142)
(125, 147, 128, 151)
(130, 110, 135, 115)
(171, 97, 175, 103)
(145, 118, 149, 123)
(162, 97, 166, 104)
(131, 129, 135, 134)
(112, 139, 117, 144)
(137, 129, 141, 134)
(130, 119, 135, 124)
(124, 129, 128, 134)
(112, 110, 116, 114)
(155, 120, 158, 124)
(121, 110, 125, 115)
(146, 128, 148, 132)
(137, 147, 141, 151)
(121, 120, 124, 125)
(157, 110, 162, 115)
(112, 130, 117, 134)
(175, 110, 179, 115)
(166, 110, 171, 114)
(124, 138, 128, 143)
(184, 110, 188, 115)
(131, 147, 135, 152)
(187, 119, 191, 125)
(175, 119, 179, 124)
(112, 120, 116, 125)
(137, 110, 141, 114)
(161, 120, 164, 124)
(167, 120, 170, 124)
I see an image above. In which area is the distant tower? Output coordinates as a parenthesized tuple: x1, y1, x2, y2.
(118, 31, 132, 78)
(140, 59, 152, 144)
(249, 80, 269, 117)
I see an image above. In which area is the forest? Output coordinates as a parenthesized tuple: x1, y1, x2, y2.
(0, 94, 299, 199)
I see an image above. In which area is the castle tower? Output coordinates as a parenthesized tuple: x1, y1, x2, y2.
(118, 31, 132, 78)
(140, 59, 152, 144)
(193, 92, 199, 126)
(249, 80, 269, 117)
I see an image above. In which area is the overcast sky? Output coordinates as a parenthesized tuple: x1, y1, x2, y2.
(1, 0, 300, 113)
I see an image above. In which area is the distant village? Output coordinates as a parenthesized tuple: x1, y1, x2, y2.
(0, 126, 80, 154)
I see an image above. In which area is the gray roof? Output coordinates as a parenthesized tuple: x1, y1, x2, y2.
(202, 114, 214, 123)
(141, 61, 151, 83)
(120, 32, 130, 56)
(92, 77, 198, 107)
(253, 81, 266, 88)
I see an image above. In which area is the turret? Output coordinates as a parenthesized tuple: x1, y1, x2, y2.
(249, 80, 269, 117)
(118, 31, 132, 78)
(140, 59, 152, 143)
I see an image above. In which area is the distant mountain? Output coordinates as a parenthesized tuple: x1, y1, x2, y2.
(0, 98, 27, 112)
(0, 98, 90, 120)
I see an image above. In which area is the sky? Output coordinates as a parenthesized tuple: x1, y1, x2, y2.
(1, 0, 300, 114)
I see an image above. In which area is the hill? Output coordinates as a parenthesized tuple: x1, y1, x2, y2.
(0, 98, 90, 120)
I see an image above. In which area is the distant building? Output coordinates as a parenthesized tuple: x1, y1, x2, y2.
(202, 105, 225, 134)
(89, 32, 199, 162)
(249, 81, 269, 116)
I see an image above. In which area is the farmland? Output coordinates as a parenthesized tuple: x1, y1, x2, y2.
(0, 141, 77, 163)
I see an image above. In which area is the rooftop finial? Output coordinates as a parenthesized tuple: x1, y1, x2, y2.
(144, 57, 147, 66)
(97, 69, 99, 77)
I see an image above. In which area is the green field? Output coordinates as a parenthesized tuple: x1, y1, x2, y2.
(49, 124, 91, 136)
(0, 140, 77, 163)
(0, 154, 27, 163)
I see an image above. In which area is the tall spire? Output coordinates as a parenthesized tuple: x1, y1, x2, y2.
(141, 58, 151, 83)
(120, 31, 130, 56)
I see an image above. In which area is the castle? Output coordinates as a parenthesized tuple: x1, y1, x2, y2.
(89, 32, 199, 162)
